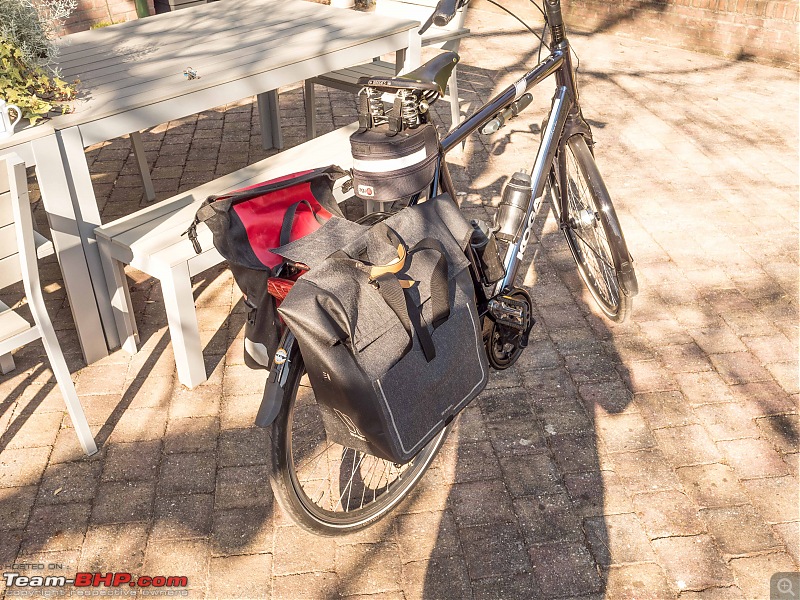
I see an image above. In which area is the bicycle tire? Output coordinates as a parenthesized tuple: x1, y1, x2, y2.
(268, 352, 449, 536)
(549, 134, 637, 322)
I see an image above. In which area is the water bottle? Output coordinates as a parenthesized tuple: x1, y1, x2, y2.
(493, 171, 533, 243)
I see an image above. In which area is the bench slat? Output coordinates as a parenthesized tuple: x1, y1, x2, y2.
(0, 191, 12, 228)
(319, 61, 396, 87)
(0, 233, 55, 290)
(0, 301, 32, 344)
(0, 224, 16, 261)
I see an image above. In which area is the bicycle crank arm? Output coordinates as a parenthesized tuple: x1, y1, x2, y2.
(255, 330, 298, 428)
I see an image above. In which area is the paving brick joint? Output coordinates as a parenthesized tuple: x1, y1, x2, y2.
(1, 7, 798, 600)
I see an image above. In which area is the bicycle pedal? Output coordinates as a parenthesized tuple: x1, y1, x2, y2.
(488, 294, 531, 333)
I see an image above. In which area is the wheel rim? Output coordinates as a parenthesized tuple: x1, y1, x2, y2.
(561, 145, 622, 316)
(285, 370, 444, 528)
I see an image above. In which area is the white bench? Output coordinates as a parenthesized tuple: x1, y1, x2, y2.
(95, 123, 357, 389)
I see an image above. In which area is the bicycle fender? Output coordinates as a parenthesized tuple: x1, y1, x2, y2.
(255, 330, 298, 428)
(618, 260, 639, 298)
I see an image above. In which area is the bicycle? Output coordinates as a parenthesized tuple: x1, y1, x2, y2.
(256, 0, 639, 535)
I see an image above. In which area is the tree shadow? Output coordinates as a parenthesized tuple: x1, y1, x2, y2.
(2, 6, 796, 598)
(0, 324, 274, 591)
(407, 7, 799, 599)
(587, 0, 669, 36)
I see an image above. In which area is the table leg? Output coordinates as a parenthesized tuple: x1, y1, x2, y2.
(30, 134, 110, 364)
(304, 80, 317, 140)
(396, 27, 422, 75)
(0, 353, 15, 374)
(257, 90, 284, 151)
(130, 131, 156, 202)
(55, 127, 121, 352)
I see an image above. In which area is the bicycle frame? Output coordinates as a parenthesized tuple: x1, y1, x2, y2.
(256, 1, 597, 429)
(431, 0, 589, 299)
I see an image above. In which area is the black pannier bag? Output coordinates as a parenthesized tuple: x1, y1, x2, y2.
(185, 165, 348, 369)
(350, 122, 438, 203)
(276, 195, 489, 463)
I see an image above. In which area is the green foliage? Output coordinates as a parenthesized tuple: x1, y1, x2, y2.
(0, 36, 76, 124)
(0, 0, 78, 124)
(0, 0, 77, 70)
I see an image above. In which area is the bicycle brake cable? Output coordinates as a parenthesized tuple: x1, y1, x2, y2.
(538, 15, 548, 63)
(482, 0, 548, 49)
(527, 0, 546, 19)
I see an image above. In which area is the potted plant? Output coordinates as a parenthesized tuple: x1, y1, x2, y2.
(0, 0, 78, 128)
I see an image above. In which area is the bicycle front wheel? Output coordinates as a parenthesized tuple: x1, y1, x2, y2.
(268, 352, 448, 535)
(550, 134, 637, 322)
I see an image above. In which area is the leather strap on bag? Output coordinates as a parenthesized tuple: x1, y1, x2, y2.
(374, 237, 451, 364)
(330, 224, 452, 363)
(330, 222, 409, 280)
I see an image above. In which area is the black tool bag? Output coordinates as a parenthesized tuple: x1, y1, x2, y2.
(276, 195, 489, 463)
(186, 166, 348, 369)
(350, 123, 439, 203)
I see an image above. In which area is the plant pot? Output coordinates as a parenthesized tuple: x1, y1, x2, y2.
(154, 0, 211, 13)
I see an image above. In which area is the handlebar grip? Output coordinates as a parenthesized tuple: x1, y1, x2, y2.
(432, 0, 459, 27)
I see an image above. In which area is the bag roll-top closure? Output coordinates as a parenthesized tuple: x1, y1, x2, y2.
(205, 165, 346, 208)
(328, 223, 451, 362)
(183, 165, 348, 254)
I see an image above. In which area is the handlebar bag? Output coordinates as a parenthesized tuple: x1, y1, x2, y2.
(277, 194, 489, 463)
(185, 165, 349, 369)
(350, 122, 439, 203)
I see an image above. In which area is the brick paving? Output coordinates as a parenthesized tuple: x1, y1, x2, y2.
(1, 7, 798, 600)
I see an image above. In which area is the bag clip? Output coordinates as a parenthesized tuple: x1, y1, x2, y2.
(182, 220, 202, 254)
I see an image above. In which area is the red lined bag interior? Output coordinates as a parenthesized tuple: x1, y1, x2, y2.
(229, 173, 333, 269)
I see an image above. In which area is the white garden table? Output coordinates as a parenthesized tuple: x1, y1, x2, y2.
(13, 0, 420, 364)
(0, 123, 113, 364)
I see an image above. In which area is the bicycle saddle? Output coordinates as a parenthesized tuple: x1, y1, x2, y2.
(358, 51, 460, 97)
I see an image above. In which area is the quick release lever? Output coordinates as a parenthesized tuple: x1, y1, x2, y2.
(479, 93, 533, 135)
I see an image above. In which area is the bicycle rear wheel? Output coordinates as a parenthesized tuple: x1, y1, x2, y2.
(268, 352, 448, 535)
(550, 134, 637, 322)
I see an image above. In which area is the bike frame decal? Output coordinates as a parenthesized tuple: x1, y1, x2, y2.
(516, 194, 544, 260)
(513, 77, 527, 101)
(497, 86, 570, 293)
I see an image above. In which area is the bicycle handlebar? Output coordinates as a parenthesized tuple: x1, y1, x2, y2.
(432, 0, 460, 26)
(419, 0, 464, 35)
